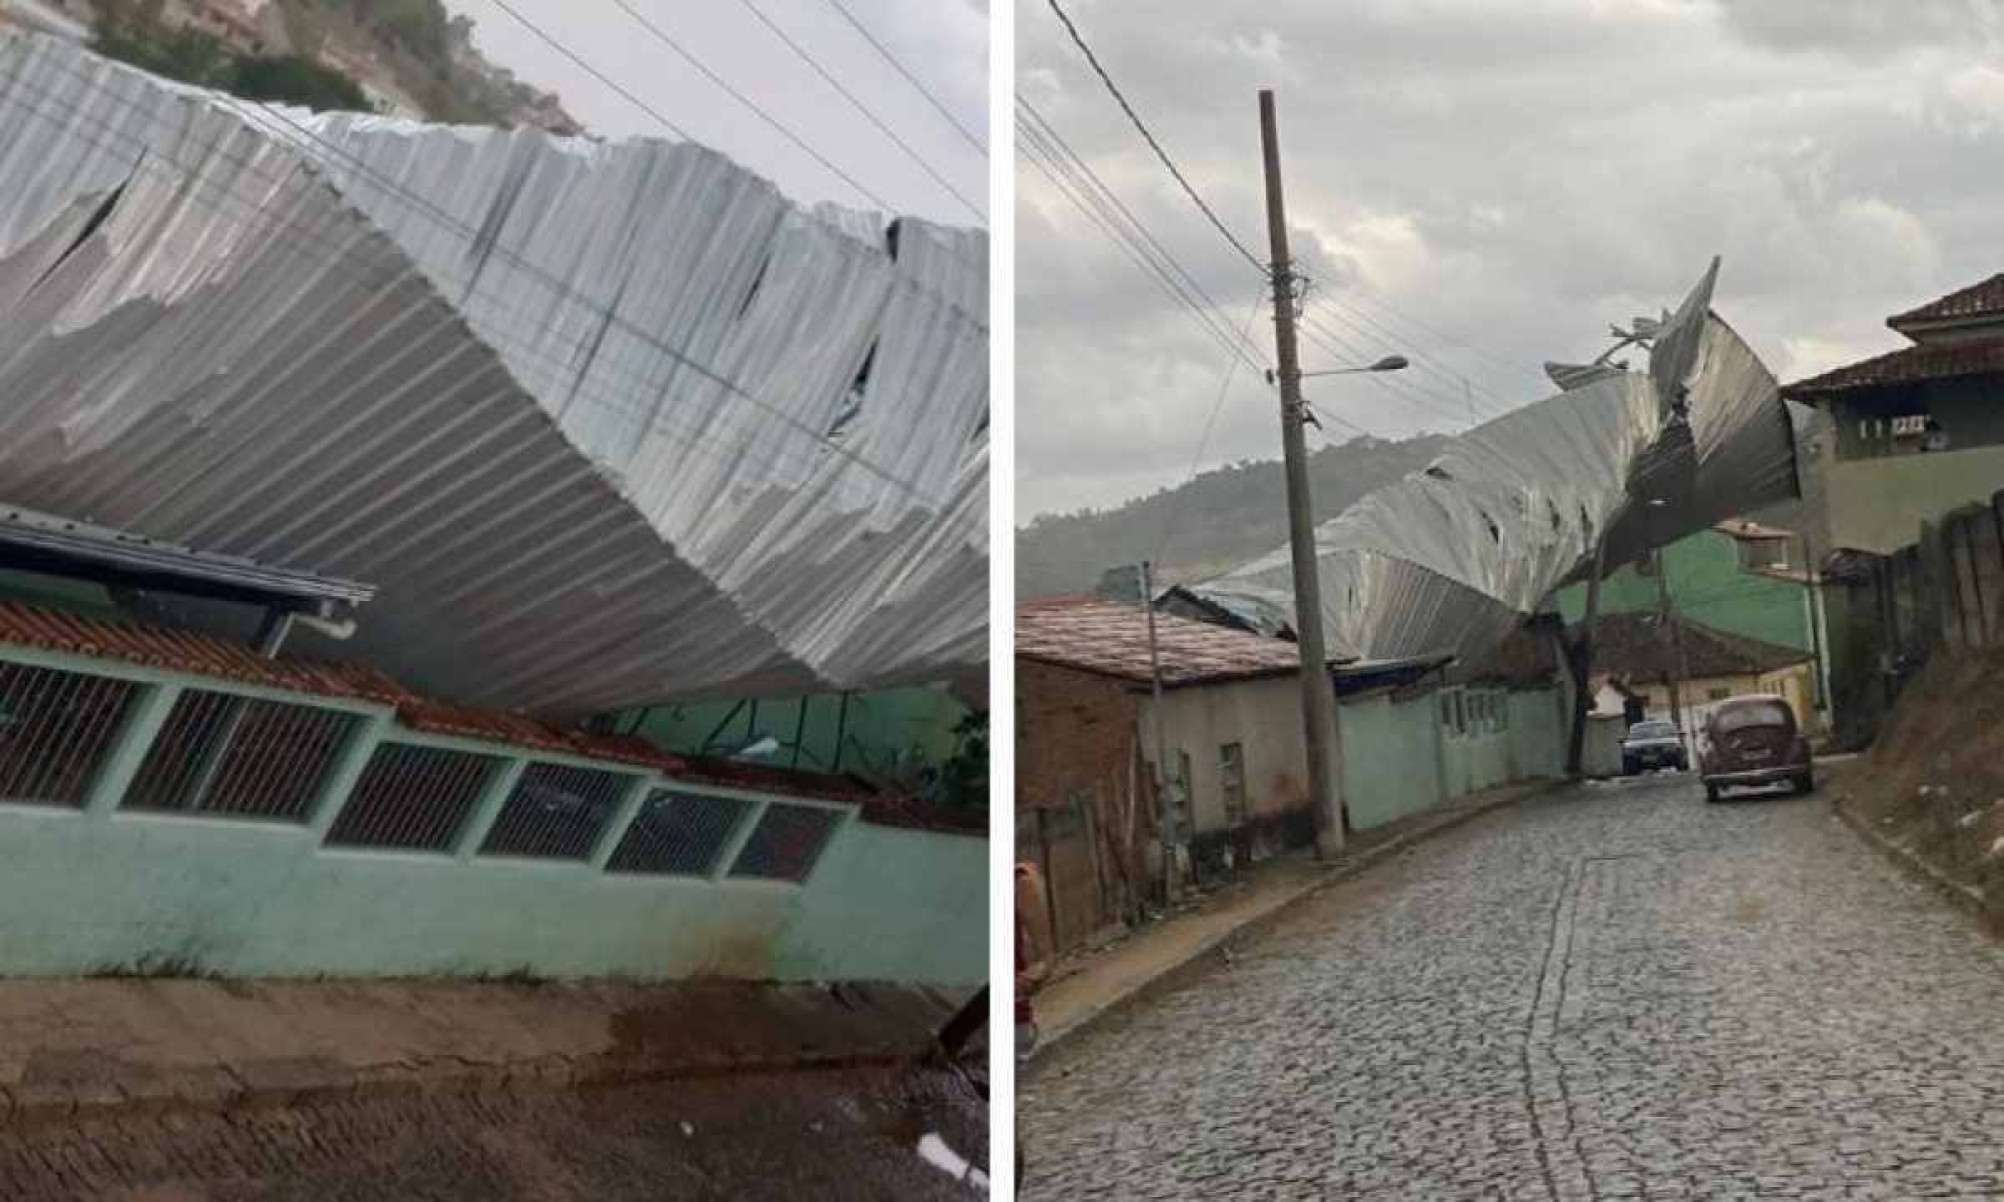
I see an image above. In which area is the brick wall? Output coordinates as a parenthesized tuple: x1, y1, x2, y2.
(1016, 660, 1150, 953)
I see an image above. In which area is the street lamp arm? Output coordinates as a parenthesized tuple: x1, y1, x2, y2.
(1299, 354, 1408, 379)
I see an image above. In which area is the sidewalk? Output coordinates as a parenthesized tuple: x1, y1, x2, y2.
(0, 975, 962, 1126)
(1029, 778, 1560, 1053)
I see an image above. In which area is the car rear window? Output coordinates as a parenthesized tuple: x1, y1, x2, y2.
(1713, 701, 1791, 733)
(1629, 722, 1676, 738)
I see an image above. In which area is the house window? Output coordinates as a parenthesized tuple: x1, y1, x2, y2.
(1708, 686, 1730, 701)
(1219, 743, 1246, 826)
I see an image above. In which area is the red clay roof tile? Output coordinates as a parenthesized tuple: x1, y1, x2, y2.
(1016, 596, 1304, 687)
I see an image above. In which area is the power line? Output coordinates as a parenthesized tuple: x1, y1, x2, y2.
(1043, 0, 1266, 273)
(1017, 101, 1264, 375)
(819, 0, 986, 154)
(1152, 291, 1267, 568)
(605, 0, 897, 213)
(730, 0, 984, 222)
(1018, 96, 1262, 367)
(486, 0, 691, 140)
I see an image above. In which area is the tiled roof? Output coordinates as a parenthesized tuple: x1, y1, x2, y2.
(1888, 272, 2004, 330)
(1577, 611, 1810, 681)
(0, 600, 740, 779)
(0, 600, 964, 814)
(1016, 596, 1305, 687)
(1781, 337, 2004, 399)
(0, 601, 406, 702)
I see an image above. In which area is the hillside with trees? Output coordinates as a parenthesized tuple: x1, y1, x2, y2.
(1018, 434, 1453, 598)
(83, 0, 579, 129)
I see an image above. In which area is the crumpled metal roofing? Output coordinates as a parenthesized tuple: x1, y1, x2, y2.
(1190, 261, 1801, 665)
(0, 33, 986, 715)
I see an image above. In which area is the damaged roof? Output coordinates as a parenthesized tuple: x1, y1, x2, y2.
(0, 33, 986, 716)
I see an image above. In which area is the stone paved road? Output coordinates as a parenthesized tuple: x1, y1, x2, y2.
(1021, 774, 2004, 1200)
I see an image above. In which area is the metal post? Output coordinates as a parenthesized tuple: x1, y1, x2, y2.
(1140, 560, 1177, 900)
(1259, 88, 1343, 857)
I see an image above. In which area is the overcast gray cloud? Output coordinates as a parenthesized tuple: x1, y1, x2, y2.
(445, 0, 987, 226)
(1018, 0, 2004, 519)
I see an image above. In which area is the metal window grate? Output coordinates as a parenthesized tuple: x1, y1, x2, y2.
(124, 689, 357, 821)
(606, 790, 754, 876)
(325, 742, 499, 852)
(0, 662, 138, 807)
(479, 762, 631, 859)
(727, 802, 843, 883)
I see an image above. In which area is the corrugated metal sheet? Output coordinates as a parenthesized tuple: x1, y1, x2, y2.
(0, 33, 985, 715)
(1192, 261, 1801, 665)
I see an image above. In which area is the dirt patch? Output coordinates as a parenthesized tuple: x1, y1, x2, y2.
(1832, 646, 2004, 909)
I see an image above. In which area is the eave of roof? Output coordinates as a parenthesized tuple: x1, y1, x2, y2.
(1780, 337, 2004, 400)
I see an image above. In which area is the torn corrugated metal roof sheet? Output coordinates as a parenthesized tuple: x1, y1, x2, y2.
(1190, 261, 1800, 665)
(0, 33, 985, 715)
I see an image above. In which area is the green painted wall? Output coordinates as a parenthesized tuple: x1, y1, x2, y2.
(1555, 530, 1810, 651)
(1339, 686, 1561, 831)
(1339, 692, 1444, 831)
(1508, 690, 1565, 781)
(774, 822, 988, 984)
(0, 804, 984, 984)
(0, 647, 987, 986)
(626, 685, 970, 780)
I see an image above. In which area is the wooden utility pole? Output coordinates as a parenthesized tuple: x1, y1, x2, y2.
(1140, 560, 1177, 900)
(1258, 89, 1344, 856)
(1653, 547, 1689, 750)
(1565, 535, 1608, 775)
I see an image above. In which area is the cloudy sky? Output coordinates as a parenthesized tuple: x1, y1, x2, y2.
(444, 0, 988, 227)
(1017, 0, 2004, 520)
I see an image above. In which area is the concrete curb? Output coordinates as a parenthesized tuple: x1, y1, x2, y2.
(1832, 798, 1991, 923)
(1032, 779, 1565, 1060)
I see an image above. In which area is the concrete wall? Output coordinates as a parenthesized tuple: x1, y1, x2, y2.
(0, 646, 986, 986)
(1339, 691, 1444, 831)
(1145, 674, 1309, 834)
(1824, 446, 2004, 555)
(1509, 689, 1565, 781)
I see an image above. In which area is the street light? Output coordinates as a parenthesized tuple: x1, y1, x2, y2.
(1300, 354, 1408, 379)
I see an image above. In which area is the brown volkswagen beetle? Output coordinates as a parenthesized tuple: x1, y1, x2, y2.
(1699, 696, 1811, 802)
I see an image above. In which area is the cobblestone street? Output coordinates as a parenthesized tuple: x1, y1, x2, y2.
(1021, 774, 2004, 1200)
